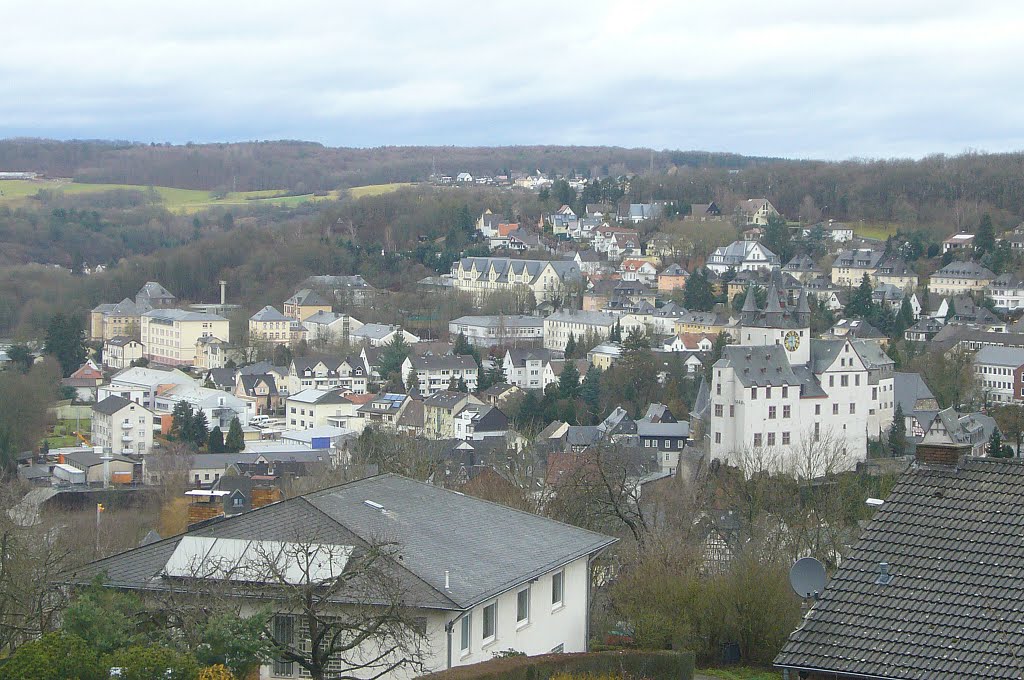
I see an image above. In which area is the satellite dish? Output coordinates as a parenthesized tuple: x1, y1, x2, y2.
(789, 557, 827, 599)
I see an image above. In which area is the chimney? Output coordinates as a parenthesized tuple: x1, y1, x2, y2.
(875, 562, 892, 585)
(914, 442, 971, 467)
(219, 280, 227, 305)
(444, 570, 451, 590)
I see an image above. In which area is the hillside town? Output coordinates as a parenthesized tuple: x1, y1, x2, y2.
(6, 181, 1024, 678)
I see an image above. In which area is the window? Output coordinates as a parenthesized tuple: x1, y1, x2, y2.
(782, 431, 791, 445)
(460, 614, 471, 654)
(766, 386, 772, 398)
(714, 432, 721, 444)
(782, 386, 788, 398)
(841, 375, 849, 387)
(814, 422, 820, 440)
(753, 433, 763, 447)
(855, 374, 861, 386)
(872, 387, 878, 400)
(815, 404, 821, 415)
(850, 403, 856, 414)
(768, 406, 776, 419)
(751, 387, 757, 400)
(767, 432, 776, 446)
(716, 383, 721, 395)
(482, 602, 496, 641)
(272, 615, 295, 676)
(517, 588, 530, 624)
(715, 404, 723, 417)
(833, 403, 839, 415)
(783, 405, 791, 418)
(829, 375, 834, 387)
(729, 405, 735, 417)
(552, 570, 564, 607)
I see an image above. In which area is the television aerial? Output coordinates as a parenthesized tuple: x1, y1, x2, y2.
(789, 556, 827, 599)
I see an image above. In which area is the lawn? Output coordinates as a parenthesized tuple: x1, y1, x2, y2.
(0, 179, 412, 212)
(348, 182, 412, 199)
(44, 419, 91, 449)
(697, 668, 781, 680)
(854, 222, 899, 240)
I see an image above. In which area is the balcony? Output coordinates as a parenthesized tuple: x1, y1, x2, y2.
(121, 421, 132, 429)
(121, 434, 133, 442)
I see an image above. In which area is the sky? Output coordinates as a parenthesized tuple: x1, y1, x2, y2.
(1, 1, 1022, 160)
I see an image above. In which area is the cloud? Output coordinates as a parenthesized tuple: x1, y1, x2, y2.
(0, 1, 1022, 158)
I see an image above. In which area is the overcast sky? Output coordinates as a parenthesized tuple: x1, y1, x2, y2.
(1, 1, 1021, 159)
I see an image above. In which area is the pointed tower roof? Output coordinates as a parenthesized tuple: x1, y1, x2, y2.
(797, 287, 811, 315)
(764, 279, 784, 313)
(741, 284, 760, 314)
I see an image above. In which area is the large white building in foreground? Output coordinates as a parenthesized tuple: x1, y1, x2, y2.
(699, 283, 894, 477)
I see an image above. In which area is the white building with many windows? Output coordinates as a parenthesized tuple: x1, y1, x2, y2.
(700, 284, 891, 476)
(91, 395, 154, 459)
(449, 315, 545, 348)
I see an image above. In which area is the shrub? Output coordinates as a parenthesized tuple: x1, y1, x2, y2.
(0, 632, 106, 680)
(423, 650, 694, 680)
(105, 644, 200, 680)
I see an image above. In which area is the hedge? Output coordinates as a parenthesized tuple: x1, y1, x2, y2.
(424, 650, 694, 680)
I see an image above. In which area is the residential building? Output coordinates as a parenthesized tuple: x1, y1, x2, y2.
(904, 317, 945, 343)
(100, 365, 195, 410)
(705, 240, 780, 274)
(153, 384, 251, 429)
(893, 372, 939, 440)
(301, 274, 377, 306)
(637, 420, 690, 474)
(781, 254, 823, 283)
(402, 354, 479, 396)
(448, 257, 582, 303)
(285, 389, 354, 430)
(194, 336, 231, 370)
(735, 198, 779, 226)
(830, 248, 884, 287)
(587, 342, 622, 370)
(91, 395, 154, 460)
(249, 306, 304, 346)
(974, 346, 1024, 405)
(135, 281, 177, 309)
(686, 202, 723, 221)
(873, 254, 918, 290)
(987, 273, 1024, 310)
(452, 404, 509, 441)
(283, 289, 332, 320)
(872, 284, 921, 318)
(234, 374, 281, 415)
(303, 311, 364, 347)
(503, 349, 556, 390)
(618, 259, 657, 286)
(90, 298, 143, 341)
(423, 391, 484, 440)
(64, 449, 138, 486)
(543, 310, 616, 351)
(62, 359, 104, 402)
(448, 315, 544, 348)
(942, 231, 976, 253)
(66, 474, 615, 680)
(141, 309, 229, 366)
(356, 393, 410, 430)
(657, 263, 689, 292)
(287, 356, 368, 395)
(811, 220, 854, 242)
(351, 324, 421, 348)
(102, 336, 144, 370)
(929, 260, 995, 296)
(673, 311, 738, 338)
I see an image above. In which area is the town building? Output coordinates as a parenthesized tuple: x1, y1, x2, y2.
(735, 198, 779, 226)
(153, 384, 251, 429)
(283, 289, 332, 320)
(66, 474, 616, 680)
(987, 273, 1024, 310)
(657, 263, 689, 292)
(91, 395, 154, 460)
(503, 349, 556, 390)
(423, 391, 485, 440)
(90, 298, 143, 341)
(700, 284, 892, 476)
(301, 275, 377, 306)
(249, 306, 304, 346)
(350, 324, 420, 348)
(448, 257, 582, 303)
(287, 356, 368, 395)
(543, 310, 616, 351)
(141, 309, 229, 366)
(285, 389, 354, 430)
(402, 354, 479, 396)
(102, 336, 144, 370)
(942, 231, 976, 253)
(830, 248, 884, 287)
(705, 240, 780, 274)
(448, 315, 545, 348)
(929, 260, 995, 296)
(974, 346, 1024, 405)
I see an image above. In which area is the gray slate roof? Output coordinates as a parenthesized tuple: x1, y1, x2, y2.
(776, 457, 1024, 679)
(65, 474, 615, 611)
(92, 395, 133, 416)
(893, 372, 937, 415)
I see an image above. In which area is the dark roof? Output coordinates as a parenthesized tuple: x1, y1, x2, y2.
(776, 458, 1024, 679)
(65, 474, 615, 611)
(239, 374, 278, 396)
(92, 395, 134, 416)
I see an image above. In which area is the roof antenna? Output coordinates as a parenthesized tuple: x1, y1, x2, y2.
(789, 557, 827, 600)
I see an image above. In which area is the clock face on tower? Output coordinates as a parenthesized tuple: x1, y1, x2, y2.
(784, 330, 800, 352)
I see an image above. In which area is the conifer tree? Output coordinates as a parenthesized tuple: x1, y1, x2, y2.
(224, 417, 244, 453)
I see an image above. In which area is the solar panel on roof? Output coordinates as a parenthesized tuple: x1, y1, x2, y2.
(163, 537, 352, 584)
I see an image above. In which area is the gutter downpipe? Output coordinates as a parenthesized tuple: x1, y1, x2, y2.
(445, 611, 468, 670)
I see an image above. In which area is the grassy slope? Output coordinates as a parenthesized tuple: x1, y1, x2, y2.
(0, 179, 412, 213)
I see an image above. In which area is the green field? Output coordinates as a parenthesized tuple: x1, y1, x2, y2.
(854, 222, 900, 240)
(0, 179, 412, 213)
(697, 667, 781, 680)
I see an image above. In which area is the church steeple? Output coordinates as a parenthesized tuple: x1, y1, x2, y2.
(741, 284, 760, 324)
(796, 287, 811, 327)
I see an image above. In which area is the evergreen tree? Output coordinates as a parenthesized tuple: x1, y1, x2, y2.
(610, 319, 622, 342)
(989, 428, 1011, 458)
(559, 360, 580, 399)
(447, 374, 459, 391)
(379, 333, 411, 381)
(170, 401, 193, 442)
(187, 409, 209, 448)
(897, 296, 914, 332)
(946, 297, 956, 321)
(683, 268, 715, 311)
(457, 377, 468, 392)
(846, 273, 875, 318)
(889, 404, 907, 457)
(225, 417, 244, 453)
(453, 332, 473, 355)
(405, 368, 420, 392)
(6, 345, 33, 373)
(564, 332, 577, 359)
(44, 312, 87, 377)
(208, 426, 225, 453)
(485, 362, 506, 387)
(975, 214, 995, 255)
(581, 365, 602, 423)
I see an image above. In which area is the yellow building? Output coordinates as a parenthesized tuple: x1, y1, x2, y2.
(929, 261, 996, 296)
(283, 288, 332, 320)
(141, 309, 229, 366)
(249, 306, 304, 346)
(90, 298, 142, 341)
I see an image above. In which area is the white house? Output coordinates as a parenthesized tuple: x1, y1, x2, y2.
(100, 366, 196, 411)
(67, 474, 616, 680)
(618, 259, 658, 286)
(351, 324, 421, 348)
(285, 389, 356, 430)
(153, 384, 251, 429)
(543, 310, 617, 351)
(705, 240, 780, 274)
(103, 336, 144, 370)
(402, 354, 479, 396)
(91, 395, 154, 461)
(448, 315, 545, 348)
(988, 274, 1024, 311)
(303, 312, 364, 347)
(503, 349, 556, 390)
(974, 346, 1024, 406)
